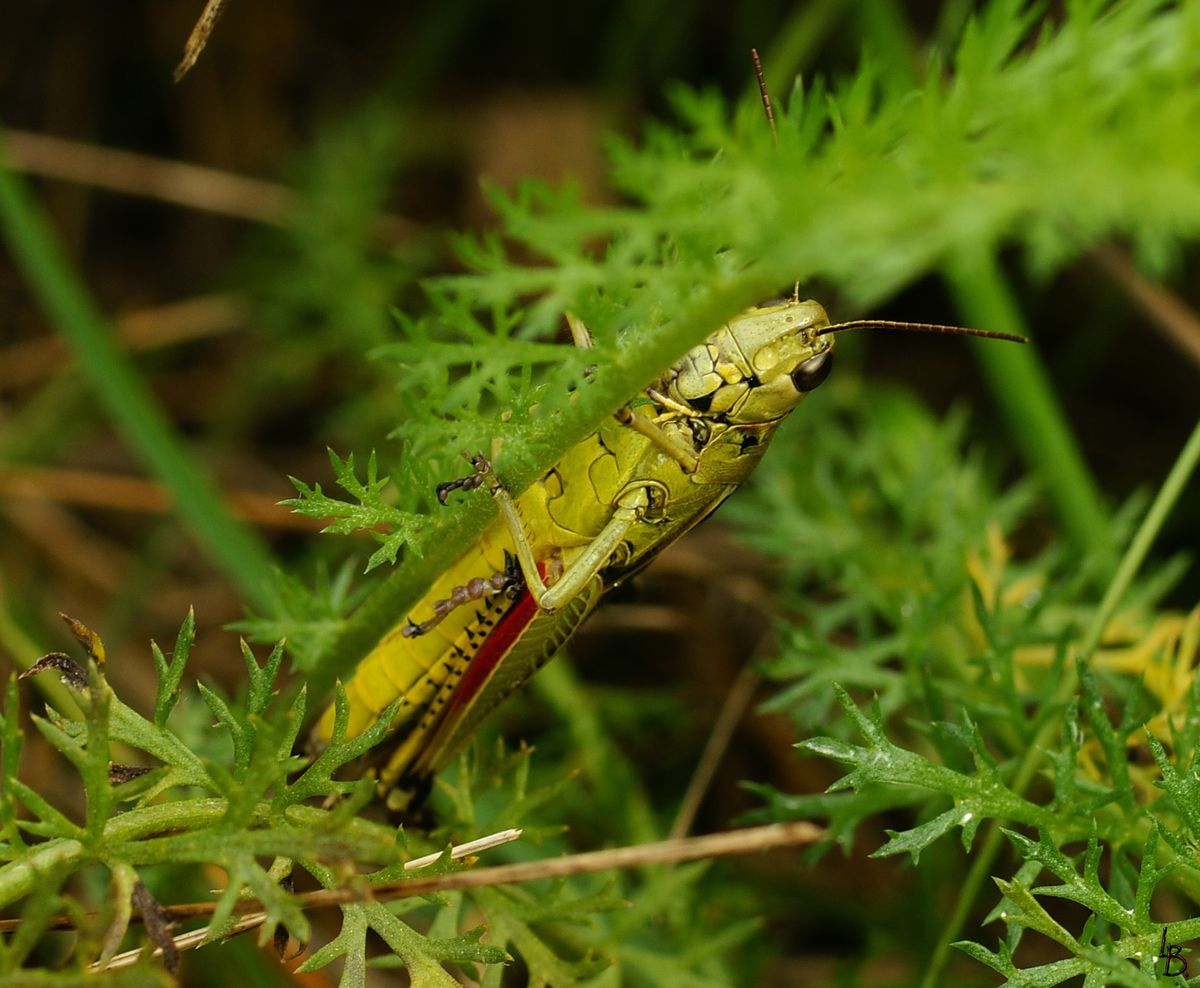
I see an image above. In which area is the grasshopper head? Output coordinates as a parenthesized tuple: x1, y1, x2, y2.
(666, 299, 1027, 425)
(667, 298, 834, 424)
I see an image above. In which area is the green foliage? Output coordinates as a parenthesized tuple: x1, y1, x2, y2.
(1, 619, 409, 968)
(254, 4, 1200, 984)
(734, 382, 1200, 984)
(0, 616, 762, 985)
(284, 449, 428, 573)
(3, 1, 1200, 985)
(233, 561, 366, 674)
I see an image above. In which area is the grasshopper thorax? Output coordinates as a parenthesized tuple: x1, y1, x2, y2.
(666, 298, 834, 424)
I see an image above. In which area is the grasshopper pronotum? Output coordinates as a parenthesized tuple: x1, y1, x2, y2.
(312, 299, 1024, 811)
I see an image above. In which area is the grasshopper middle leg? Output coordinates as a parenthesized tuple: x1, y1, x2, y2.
(436, 453, 649, 613)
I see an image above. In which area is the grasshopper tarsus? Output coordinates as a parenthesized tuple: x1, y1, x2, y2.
(435, 477, 469, 504)
(435, 452, 497, 504)
(436, 473, 484, 504)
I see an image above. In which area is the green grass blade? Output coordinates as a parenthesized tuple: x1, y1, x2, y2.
(944, 251, 1113, 565)
(0, 131, 279, 613)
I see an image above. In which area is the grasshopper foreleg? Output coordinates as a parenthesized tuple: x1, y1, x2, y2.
(565, 315, 698, 472)
(614, 406, 699, 473)
(401, 550, 524, 639)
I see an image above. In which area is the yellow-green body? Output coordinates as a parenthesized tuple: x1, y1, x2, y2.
(313, 298, 836, 809)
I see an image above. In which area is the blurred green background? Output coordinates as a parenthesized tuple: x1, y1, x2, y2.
(1, 3, 1199, 985)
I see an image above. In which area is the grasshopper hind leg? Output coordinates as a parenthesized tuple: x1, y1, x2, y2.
(401, 550, 524, 639)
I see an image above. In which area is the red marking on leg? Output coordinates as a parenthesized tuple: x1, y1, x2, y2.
(439, 580, 539, 726)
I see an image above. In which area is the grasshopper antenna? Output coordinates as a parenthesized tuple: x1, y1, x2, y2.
(817, 319, 1027, 344)
(751, 47, 789, 297)
(746, 53, 1011, 345)
(751, 48, 778, 147)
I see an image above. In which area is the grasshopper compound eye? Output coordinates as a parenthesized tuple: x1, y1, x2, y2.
(790, 349, 833, 392)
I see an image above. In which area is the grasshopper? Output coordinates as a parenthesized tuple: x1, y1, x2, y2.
(312, 298, 1023, 811)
